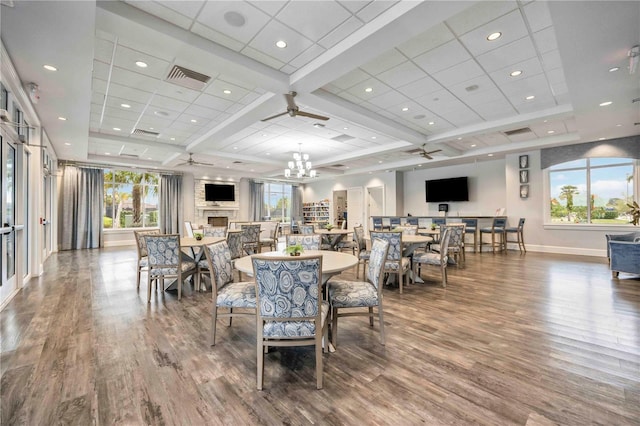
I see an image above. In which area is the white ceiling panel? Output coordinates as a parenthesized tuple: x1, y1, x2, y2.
(123, 0, 194, 29)
(276, 1, 350, 42)
(361, 48, 407, 76)
(396, 76, 443, 98)
(376, 60, 426, 88)
(112, 45, 172, 79)
(248, 20, 314, 64)
(532, 26, 559, 54)
(330, 68, 371, 90)
(432, 59, 486, 88)
(446, 1, 518, 36)
(459, 9, 529, 57)
(523, 1, 553, 33)
(317, 16, 364, 49)
(476, 36, 538, 73)
(396, 22, 455, 59)
(413, 39, 472, 75)
(191, 22, 245, 52)
(197, 1, 270, 45)
(356, 1, 398, 23)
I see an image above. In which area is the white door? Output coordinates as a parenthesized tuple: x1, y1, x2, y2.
(366, 186, 384, 233)
(346, 187, 363, 230)
(1, 137, 17, 302)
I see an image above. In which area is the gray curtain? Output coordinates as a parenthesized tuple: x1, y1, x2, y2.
(291, 185, 303, 220)
(159, 174, 182, 234)
(249, 180, 264, 221)
(61, 166, 104, 250)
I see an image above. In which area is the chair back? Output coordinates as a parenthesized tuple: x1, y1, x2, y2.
(432, 218, 446, 226)
(134, 229, 160, 258)
(443, 224, 465, 251)
(367, 238, 391, 291)
(299, 224, 315, 234)
(372, 217, 383, 230)
(204, 226, 227, 237)
(184, 221, 194, 237)
(390, 217, 401, 227)
(353, 226, 366, 253)
(252, 255, 323, 337)
(517, 218, 526, 229)
(370, 231, 402, 262)
(286, 234, 321, 250)
(492, 217, 507, 230)
(226, 231, 244, 260)
(241, 224, 261, 243)
(204, 241, 234, 289)
(145, 234, 181, 268)
(438, 228, 452, 264)
(406, 217, 418, 226)
(395, 225, 418, 235)
(461, 218, 477, 229)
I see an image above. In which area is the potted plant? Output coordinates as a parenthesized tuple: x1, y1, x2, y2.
(325, 223, 334, 231)
(628, 201, 640, 226)
(193, 231, 204, 241)
(430, 223, 437, 231)
(285, 244, 304, 256)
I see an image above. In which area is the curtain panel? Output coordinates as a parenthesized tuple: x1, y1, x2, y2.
(60, 166, 104, 250)
(249, 180, 264, 221)
(159, 174, 182, 234)
(291, 185, 303, 220)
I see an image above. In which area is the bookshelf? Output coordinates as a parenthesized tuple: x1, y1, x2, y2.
(303, 200, 330, 224)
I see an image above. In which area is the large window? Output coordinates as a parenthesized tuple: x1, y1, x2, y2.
(548, 158, 636, 224)
(263, 183, 292, 222)
(103, 170, 159, 229)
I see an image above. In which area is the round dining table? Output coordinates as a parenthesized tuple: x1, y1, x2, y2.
(315, 228, 353, 250)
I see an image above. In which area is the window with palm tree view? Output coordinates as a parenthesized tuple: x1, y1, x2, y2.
(263, 183, 292, 222)
(549, 158, 636, 224)
(103, 170, 159, 229)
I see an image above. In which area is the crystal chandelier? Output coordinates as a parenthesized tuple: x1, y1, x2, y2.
(284, 143, 316, 178)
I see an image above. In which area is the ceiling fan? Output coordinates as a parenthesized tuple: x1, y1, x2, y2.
(177, 153, 215, 167)
(261, 91, 330, 122)
(420, 144, 442, 160)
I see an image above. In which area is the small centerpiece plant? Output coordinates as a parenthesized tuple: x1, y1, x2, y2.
(285, 243, 304, 256)
(430, 223, 437, 231)
(325, 223, 334, 231)
(193, 231, 204, 241)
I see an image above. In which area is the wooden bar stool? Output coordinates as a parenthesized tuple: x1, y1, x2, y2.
(479, 218, 506, 253)
(461, 218, 478, 253)
(505, 218, 526, 253)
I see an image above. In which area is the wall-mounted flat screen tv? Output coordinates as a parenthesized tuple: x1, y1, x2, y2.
(205, 183, 235, 202)
(425, 177, 469, 202)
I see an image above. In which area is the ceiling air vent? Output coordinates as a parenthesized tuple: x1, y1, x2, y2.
(120, 153, 139, 158)
(503, 127, 532, 136)
(132, 128, 160, 137)
(331, 134, 354, 142)
(165, 65, 211, 91)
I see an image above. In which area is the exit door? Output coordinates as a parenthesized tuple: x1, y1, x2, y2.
(1, 137, 17, 298)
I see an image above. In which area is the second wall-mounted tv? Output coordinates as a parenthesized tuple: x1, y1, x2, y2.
(425, 177, 469, 202)
(205, 183, 235, 202)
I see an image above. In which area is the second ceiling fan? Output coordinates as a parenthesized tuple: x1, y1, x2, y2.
(261, 91, 330, 122)
(420, 144, 442, 160)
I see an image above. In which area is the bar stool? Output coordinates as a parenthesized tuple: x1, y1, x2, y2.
(505, 218, 526, 253)
(461, 218, 478, 252)
(480, 218, 506, 253)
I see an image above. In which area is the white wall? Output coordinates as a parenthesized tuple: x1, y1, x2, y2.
(403, 159, 507, 217)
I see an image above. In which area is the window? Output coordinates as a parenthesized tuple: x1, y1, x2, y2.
(0, 84, 8, 111)
(548, 158, 636, 224)
(263, 183, 292, 222)
(103, 170, 159, 229)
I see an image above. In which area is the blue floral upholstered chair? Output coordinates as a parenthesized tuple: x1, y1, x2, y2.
(144, 234, 197, 302)
(251, 255, 328, 390)
(134, 229, 160, 289)
(286, 234, 321, 250)
(327, 237, 390, 347)
(203, 226, 227, 238)
(353, 226, 370, 279)
(412, 228, 451, 288)
(240, 224, 261, 255)
(370, 231, 411, 294)
(203, 241, 256, 346)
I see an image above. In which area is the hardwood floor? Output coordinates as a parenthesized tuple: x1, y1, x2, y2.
(1, 247, 639, 425)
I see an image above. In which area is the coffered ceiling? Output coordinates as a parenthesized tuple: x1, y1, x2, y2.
(1, 1, 638, 180)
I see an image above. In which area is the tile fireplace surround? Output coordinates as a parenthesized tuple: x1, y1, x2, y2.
(194, 179, 239, 227)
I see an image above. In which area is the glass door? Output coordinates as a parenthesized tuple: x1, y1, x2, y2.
(1, 136, 17, 299)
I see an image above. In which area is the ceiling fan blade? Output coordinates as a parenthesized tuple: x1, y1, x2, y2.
(261, 111, 288, 122)
(296, 111, 330, 121)
(425, 149, 442, 155)
(422, 153, 433, 160)
(285, 91, 297, 110)
(194, 161, 215, 166)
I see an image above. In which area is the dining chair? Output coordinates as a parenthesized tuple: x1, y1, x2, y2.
(370, 231, 411, 294)
(353, 225, 371, 279)
(204, 226, 227, 238)
(412, 227, 451, 288)
(395, 225, 418, 235)
(203, 241, 256, 346)
(299, 224, 315, 234)
(480, 217, 507, 253)
(226, 231, 245, 280)
(144, 234, 197, 302)
(336, 229, 357, 254)
(184, 221, 195, 237)
(286, 234, 321, 250)
(505, 218, 526, 253)
(251, 255, 328, 390)
(461, 218, 478, 252)
(328, 237, 390, 347)
(431, 224, 465, 264)
(240, 224, 261, 255)
(259, 223, 280, 252)
(133, 229, 160, 289)
(389, 217, 401, 228)
(406, 217, 419, 226)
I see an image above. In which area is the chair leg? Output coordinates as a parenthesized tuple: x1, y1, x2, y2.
(257, 336, 264, 390)
(147, 275, 153, 303)
(398, 270, 403, 294)
(137, 267, 141, 289)
(211, 304, 218, 346)
(228, 308, 233, 326)
(316, 334, 324, 389)
(442, 265, 447, 288)
(331, 307, 338, 346)
(368, 307, 374, 326)
(377, 304, 386, 345)
(177, 272, 182, 301)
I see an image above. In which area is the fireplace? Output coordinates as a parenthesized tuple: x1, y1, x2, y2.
(208, 216, 229, 227)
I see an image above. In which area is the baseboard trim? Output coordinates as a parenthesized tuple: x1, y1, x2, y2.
(505, 243, 605, 257)
(103, 240, 136, 248)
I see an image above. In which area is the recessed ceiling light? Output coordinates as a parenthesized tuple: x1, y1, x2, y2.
(457, 137, 462, 140)
(598, 137, 606, 140)
(369, 172, 372, 174)
(471, 144, 477, 147)
(343, 127, 348, 130)
(250, 169, 254, 172)
(58, 116, 67, 121)
(543, 120, 548, 123)
(371, 136, 377, 139)
(226, 166, 230, 169)
(64, 142, 71, 146)
(487, 32, 502, 41)
(275, 40, 287, 48)
(510, 70, 522, 77)
(223, 89, 232, 94)
(191, 119, 197, 123)
(418, 164, 422, 167)
(364, 87, 373, 93)
(121, 103, 131, 108)
(154, 111, 169, 117)
(105, 152, 111, 156)
(266, 152, 270, 156)
(428, 121, 435, 125)
(149, 127, 154, 130)
(135, 61, 148, 68)
(488, 153, 494, 157)
(170, 137, 175, 141)
(525, 95, 535, 100)
(547, 130, 555, 134)
(616, 124, 622, 127)
(113, 127, 121, 131)
(345, 166, 350, 169)
(599, 101, 612, 106)
(43, 64, 57, 71)
(402, 107, 409, 112)
(233, 146, 238, 150)
(609, 67, 619, 72)
(378, 160, 383, 164)
(262, 133, 267, 137)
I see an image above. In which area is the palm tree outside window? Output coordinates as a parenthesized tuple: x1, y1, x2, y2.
(103, 169, 159, 229)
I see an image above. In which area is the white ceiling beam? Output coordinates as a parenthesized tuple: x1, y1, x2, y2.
(89, 131, 184, 153)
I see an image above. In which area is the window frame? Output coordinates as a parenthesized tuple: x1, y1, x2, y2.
(103, 169, 160, 231)
(544, 157, 638, 229)
(263, 182, 292, 222)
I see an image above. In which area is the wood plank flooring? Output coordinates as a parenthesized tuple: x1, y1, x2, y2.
(1, 247, 639, 425)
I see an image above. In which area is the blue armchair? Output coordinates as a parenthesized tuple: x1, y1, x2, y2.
(605, 232, 640, 259)
(609, 240, 640, 277)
